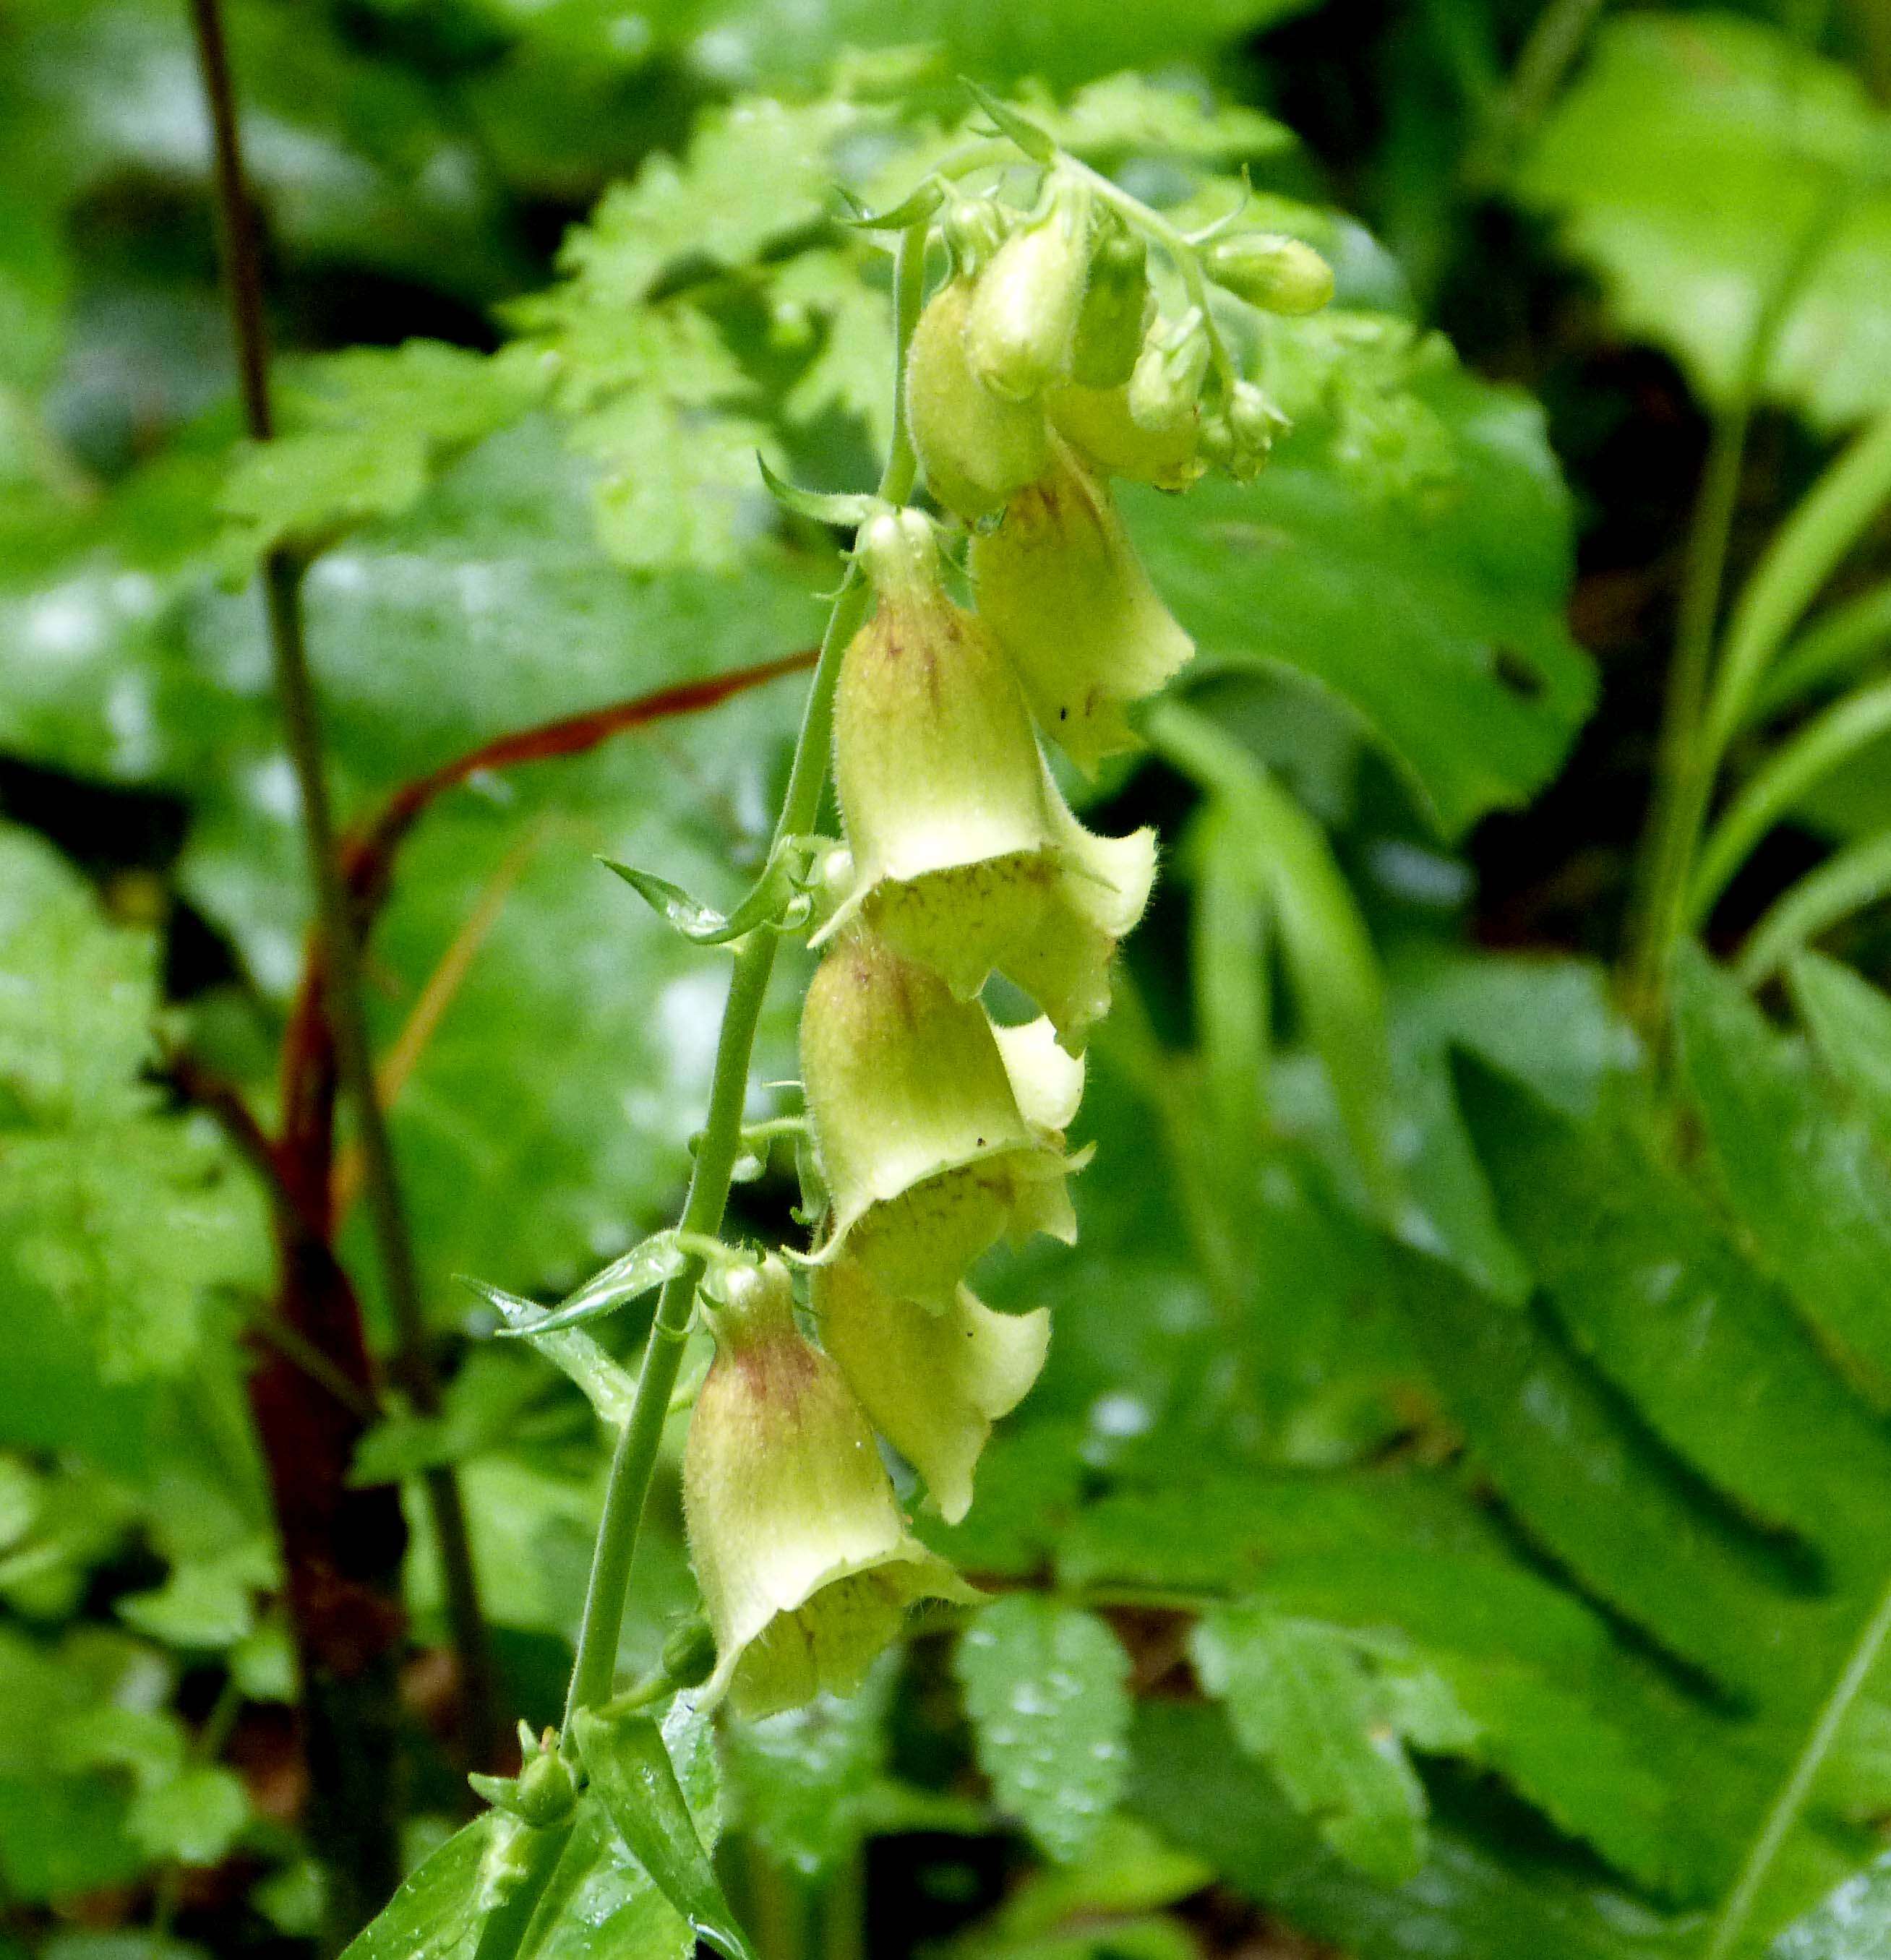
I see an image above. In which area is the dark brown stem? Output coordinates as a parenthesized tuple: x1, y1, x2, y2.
(186, 0, 497, 1906)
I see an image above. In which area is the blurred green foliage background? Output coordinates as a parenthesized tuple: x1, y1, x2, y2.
(9, 4, 1891, 1959)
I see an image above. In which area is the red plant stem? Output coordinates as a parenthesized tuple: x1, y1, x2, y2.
(278, 648, 818, 1216)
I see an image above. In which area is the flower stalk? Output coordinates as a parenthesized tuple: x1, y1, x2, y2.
(559, 217, 932, 1729)
(557, 95, 1333, 1737)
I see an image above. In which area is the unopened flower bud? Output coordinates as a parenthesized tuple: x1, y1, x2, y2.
(684, 1255, 976, 1718)
(964, 176, 1092, 403)
(813, 1257, 1048, 1525)
(1204, 231, 1334, 315)
(1214, 379, 1287, 482)
(821, 510, 1156, 1047)
(1127, 309, 1210, 435)
(513, 1748, 578, 1826)
(660, 1617, 718, 1690)
(469, 1735, 578, 1828)
(942, 193, 1012, 281)
(906, 277, 1052, 521)
(1068, 219, 1150, 390)
(970, 438, 1195, 775)
(800, 936, 1082, 1307)
(1046, 381, 1204, 490)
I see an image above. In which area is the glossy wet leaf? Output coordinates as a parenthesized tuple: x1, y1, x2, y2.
(1517, 14, 1891, 429)
(1133, 364, 1591, 838)
(1673, 945, 1891, 1409)
(571, 1703, 755, 1960)
(1129, 1703, 1686, 1960)
(338, 1813, 495, 1960)
(1774, 1852, 1891, 1958)
(956, 1596, 1131, 1864)
(1190, 1605, 1432, 1883)
(518, 1700, 719, 1960)
(14, 0, 516, 301)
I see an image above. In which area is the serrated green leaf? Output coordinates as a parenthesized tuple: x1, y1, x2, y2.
(1033, 74, 1290, 163)
(956, 1597, 1131, 1864)
(772, 252, 896, 452)
(1457, 1043, 1891, 1601)
(1128, 1702, 1688, 1960)
(1190, 1605, 1431, 1883)
(0, 825, 268, 1380)
(544, 98, 861, 311)
(1057, 1464, 1495, 1599)
(1516, 15, 1891, 429)
(220, 343, 543, 565)
(1673, 946, 1891, 1411)
(573, 392, 776, 573)
(1133, 363, 1592, 838)
(1389, 1229, 1801, 1703)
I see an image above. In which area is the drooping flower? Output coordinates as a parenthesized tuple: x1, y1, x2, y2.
(969, 437, 1194, 774)
(818, 509, 1155, 1048)
(683, 1258, 976, 1719)
(799, 935, 1084, 1307)
(812, 1255, 1048, 1526)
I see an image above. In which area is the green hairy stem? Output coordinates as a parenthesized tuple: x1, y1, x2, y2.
(559, 218, 931, 1728)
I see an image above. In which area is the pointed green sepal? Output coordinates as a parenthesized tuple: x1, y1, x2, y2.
(839, 178, 946, 232)
(602, 833, 824, 945)
(963, 79, 1058, 163)
(756, 455, 890, 530)
(489, 1231, 691, 1338)
(468, 1735, 578, 1828)
(571, 1703, 758, 1960)
(460, 1278, 637, 1425)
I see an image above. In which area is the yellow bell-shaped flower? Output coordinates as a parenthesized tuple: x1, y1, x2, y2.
(684, 1258, 977, 1719)
(812, 1255, 1048, 1526)
(800, 935, 1084, 1307)
(820, 510, 1156, 1050)
(969, 437, 1194, 775)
